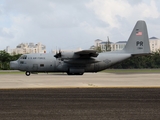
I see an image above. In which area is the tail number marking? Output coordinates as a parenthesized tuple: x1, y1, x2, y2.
(136, 41, 143, 49)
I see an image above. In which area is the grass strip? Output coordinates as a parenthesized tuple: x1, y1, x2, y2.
(102, 69, 160, 74)
(0, 70, 24, 74)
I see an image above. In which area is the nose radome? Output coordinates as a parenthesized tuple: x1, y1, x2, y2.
(10, 61, 18, 70)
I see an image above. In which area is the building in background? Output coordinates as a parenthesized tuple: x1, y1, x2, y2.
(149, 37, 160, 52)
(91, 37, 160, 52)
(4, 37, 160, 55)
(6, 43, 46, 55)
(52, 48, 82, 54)
(99, 41, 127, 51)
(91, 39, 127, 52)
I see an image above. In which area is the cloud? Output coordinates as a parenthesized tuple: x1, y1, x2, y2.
(0, 27, 14, 38)
(86, 0, 131, 28)
(1, 0, 99, 50)
(86, 0, 160, 28)
(0, 0, 160, 51)
(85, 0, 160, 41)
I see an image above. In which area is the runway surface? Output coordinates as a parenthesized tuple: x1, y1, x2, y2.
(0, 73, 160, 88)
(0, 73, 160, 120)
(0, 88, 160, 120)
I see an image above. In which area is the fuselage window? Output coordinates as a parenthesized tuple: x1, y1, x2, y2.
(20, 61, 24, 64)
(40, 64, 44, 67)
(21, 56, 45, 60)
(20, 55, 27, 59)
(24, 55, 27, 59)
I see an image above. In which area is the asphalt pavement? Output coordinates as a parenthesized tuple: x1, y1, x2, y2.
(0, 88, 160, 120)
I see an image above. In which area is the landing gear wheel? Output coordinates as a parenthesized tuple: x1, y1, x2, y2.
(79, 73, 84, 75)
(67, 72, 72, 75)
(25, 71, 31, 76)
(67, 72, 84, 75)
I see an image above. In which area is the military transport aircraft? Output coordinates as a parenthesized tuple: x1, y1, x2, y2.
(10, 20, 151, 76)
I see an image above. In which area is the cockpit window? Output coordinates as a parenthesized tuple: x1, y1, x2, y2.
(20, 61, 24, 64)
(20, 55, 27, 59)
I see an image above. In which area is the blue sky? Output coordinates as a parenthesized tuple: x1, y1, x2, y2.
(0, 0, 160, 52)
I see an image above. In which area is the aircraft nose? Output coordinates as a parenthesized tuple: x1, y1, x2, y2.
(10, 61, 18, 70)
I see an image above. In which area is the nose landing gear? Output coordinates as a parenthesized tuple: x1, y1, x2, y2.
(25, 71, 31, 76)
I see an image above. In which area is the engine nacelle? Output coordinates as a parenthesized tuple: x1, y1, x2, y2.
(62, 52, 79, 59)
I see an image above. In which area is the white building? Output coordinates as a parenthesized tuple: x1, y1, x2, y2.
(99, 41, 127, 51)
(149, 37, 160, 52)
(52, 48, 82, 54)
(95, 39, 102, 47)
(99, 41, 112, 51)
(92, 37, 160, 52)
(6, 42, 46, 55)
(93, 39, 127, 51)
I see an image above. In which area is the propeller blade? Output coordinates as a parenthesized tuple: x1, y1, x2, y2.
(54, 48, 62, 58)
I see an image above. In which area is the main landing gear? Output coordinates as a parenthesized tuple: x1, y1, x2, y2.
(25, 71, 31, 76)
(67, 72, 84, 75)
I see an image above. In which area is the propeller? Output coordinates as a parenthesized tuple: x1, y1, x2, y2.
(54, 49, 62, 58)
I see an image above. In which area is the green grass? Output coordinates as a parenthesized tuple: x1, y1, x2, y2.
(0, 70, 24, 74)
(102, 69, 160, 74)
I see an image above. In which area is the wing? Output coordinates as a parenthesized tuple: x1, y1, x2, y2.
(61, 50, 99, 64)
(74, 50, 99, 57)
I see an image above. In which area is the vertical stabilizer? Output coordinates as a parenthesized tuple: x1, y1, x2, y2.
(124, 20, 151, 55)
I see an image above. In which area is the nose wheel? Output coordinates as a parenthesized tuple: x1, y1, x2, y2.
(25, 71, 31, 76)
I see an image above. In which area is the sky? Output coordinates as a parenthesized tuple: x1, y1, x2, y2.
(0, 0, 160, 52)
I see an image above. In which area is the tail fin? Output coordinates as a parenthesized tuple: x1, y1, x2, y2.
(124, 20, 151, 55)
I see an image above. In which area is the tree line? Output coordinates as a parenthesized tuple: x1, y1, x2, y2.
(0, 50, 160, 70)
(110, 50, 160, 69)
(0, 50, 21, 70)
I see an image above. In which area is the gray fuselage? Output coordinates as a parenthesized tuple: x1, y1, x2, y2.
(10, 51, 131, 73)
